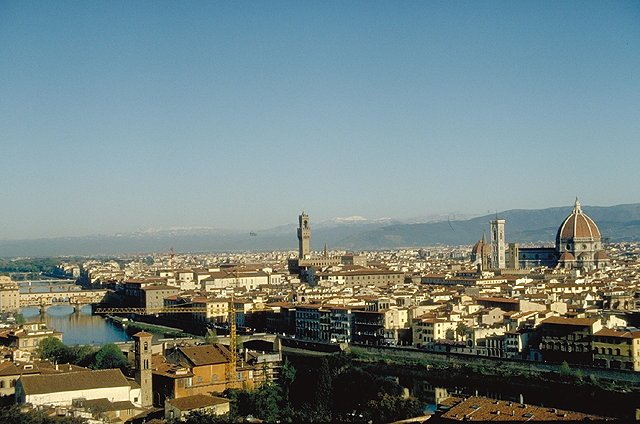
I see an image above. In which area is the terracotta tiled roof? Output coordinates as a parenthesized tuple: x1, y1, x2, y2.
(558, 252, 575, 261)
(141, 284, 179, 291)
(19, 369, 129, 395)
(82, 398, 136, 412)
(177, 344, 230, 366)
(440, 395, 609, 421)
(594, 250, 609, 260)
(541, 316, 598, 327)
(476, 297, 519, 304)
(168, 394, 229, 411)
(556, 199, 601, 241)
(595, 328, 640, 339)
(0, 361, 88, 377)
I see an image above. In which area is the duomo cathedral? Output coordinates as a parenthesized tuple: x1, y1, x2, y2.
(471, 199, 609, 271)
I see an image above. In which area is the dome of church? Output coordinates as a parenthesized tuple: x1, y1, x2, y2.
(472, 238, 485, 254)
(594, 250, 608, 260)
(558, 251, 575, 262)
(556, 199, 601, 242)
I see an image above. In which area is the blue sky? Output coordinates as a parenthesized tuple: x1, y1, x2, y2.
(1, 1, 639, 240)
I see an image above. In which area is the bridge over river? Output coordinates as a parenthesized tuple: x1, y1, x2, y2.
(20, 289, 108, 312)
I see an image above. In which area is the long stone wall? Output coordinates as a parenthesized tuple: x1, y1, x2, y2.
(350, 345, 640, 384)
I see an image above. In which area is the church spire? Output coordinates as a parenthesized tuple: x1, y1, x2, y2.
(574, 197, 582, 213)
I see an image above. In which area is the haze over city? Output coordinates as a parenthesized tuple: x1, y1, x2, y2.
(2, 1, 639, 240)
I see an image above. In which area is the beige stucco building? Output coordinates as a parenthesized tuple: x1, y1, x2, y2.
(0, 277, 19, 313)
(593, 328, 640, 371)
(0, 323, 63, 353)
(16, 368, 141, 407)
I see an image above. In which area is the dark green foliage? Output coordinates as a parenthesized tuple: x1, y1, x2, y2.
(283, 354, 422, 423)
(279, 359, 296, 402)
(0, 405, 85, 423)
(313, 358, 333, 420)
(93, 344, 128, 371)
(37, 337, 96, 366)
(445, 328, 455, 340)
(252, 384, 282, 423)
(204, 330, 218, 345)
(456, 322, 470, 340)
(558, 360, 573, 377)
(37, 337, 72, 363)
(224, 383, 282, 423)
(199, 354, 424, 423)
(0, 258, 60, 274)
(68, 345, 95, 368)
(365, 393, 423, 424)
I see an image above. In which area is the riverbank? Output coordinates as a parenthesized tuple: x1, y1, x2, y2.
(349, 345, 640, 388)
(106, 315, 197, 338)
(347, 345, 640, 419)
(342, 348, 638, 420)
(283, 351, 639, 420)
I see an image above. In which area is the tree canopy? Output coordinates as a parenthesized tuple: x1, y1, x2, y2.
(93, 344, 128, 371)
(36, 337, 70, 363)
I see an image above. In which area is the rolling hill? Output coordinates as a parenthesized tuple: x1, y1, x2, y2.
(2, 203, 640, 257)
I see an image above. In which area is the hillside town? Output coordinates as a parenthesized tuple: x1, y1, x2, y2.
(0, 204, 639, 422)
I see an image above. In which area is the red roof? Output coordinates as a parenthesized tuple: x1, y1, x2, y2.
(541, 316, 598, 327)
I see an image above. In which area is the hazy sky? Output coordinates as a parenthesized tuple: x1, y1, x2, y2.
(2, 1, 639, 240)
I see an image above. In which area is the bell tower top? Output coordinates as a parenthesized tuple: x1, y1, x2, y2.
(133, 331, 153, 408)
(297, 212, 311, 259)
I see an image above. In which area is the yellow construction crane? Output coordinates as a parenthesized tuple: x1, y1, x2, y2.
(94, 268, 240, 387)
(225, 271, 238, 386)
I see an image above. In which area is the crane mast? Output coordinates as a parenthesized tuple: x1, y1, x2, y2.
(226, 299, 237, 385)
(226, 271, 238, 386)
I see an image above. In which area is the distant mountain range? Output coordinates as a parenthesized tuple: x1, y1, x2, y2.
(2, 204, 640, 257)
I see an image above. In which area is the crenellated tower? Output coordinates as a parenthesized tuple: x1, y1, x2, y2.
(297, 212, 311, 259)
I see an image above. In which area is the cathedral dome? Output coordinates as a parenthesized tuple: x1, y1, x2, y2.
(472, 237, 485, 254)
(594, 250, 608, 260)
(558, 251, 575, 262)
(556, 199, 601, 242)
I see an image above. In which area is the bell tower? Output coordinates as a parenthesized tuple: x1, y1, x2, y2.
(133, 331, 153, 408)
(490, 218, 506, 270)
(297, 212, 311, 259)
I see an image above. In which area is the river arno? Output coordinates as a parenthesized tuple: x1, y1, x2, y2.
(21, 305, 130, 345)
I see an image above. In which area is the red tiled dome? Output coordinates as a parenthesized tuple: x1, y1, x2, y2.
(472, 239, 485, 254)
(594, 250, 608, 260)
(558, 251, 575, 262)
(556, 199, 601, 242)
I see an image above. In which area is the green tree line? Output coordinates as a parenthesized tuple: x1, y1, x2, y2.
(176, 355, 423, 424)
(37, 337, 128, 372)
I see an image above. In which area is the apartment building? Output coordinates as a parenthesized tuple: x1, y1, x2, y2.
(593, 328, 640, 371)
